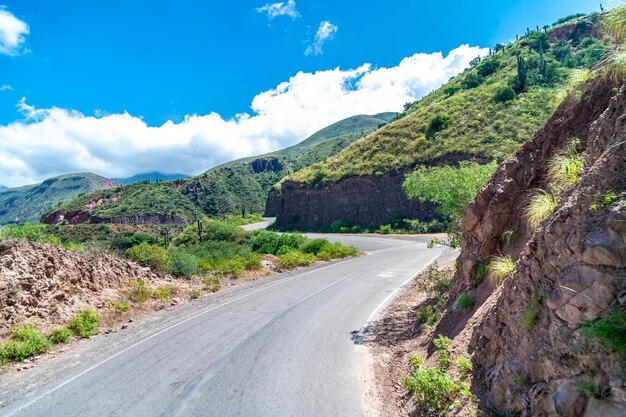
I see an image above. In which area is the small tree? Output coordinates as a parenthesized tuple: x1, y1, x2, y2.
(494, 86, 516, 103)
(425, 114, 451, 139)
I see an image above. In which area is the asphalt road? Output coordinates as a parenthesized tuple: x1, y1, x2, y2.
(0, 234, 446, 417)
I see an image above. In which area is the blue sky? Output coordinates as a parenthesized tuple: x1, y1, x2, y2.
(0, 0, 611, 186)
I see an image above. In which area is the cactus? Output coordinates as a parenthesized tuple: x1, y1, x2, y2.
(197, 219, 203, 242)
(241, 204, 246, 219)
(164, 230, 170, 250)
(514, 55, 527, 93)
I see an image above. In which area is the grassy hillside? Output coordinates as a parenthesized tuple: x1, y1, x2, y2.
(0, 173, 120, 224)
(46, 113, 395, 222)
(286, 13, 610, 186)
(114, 172, 190, 185)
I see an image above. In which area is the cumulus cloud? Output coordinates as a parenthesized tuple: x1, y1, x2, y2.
(0, 8, 29, 55)
(0, 44, 488, 187)
(305, 20, 338, 56)
(256, 0, 299, 19)
(0, 84, 13, 91)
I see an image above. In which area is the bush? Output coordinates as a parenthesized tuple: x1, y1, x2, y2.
(243, 253, 262, 270)
(455, 357, 473, 379)
(152, 286, 172, 302)
(316, 243, 359, 261)
(251, 231, 306, 255)
(126, 279, 152, 303)
(126, 242, 169, 271)
(300, 238, 330, 255)
(472, 262, 487, 287)
(168, 249, 199, 278)
(548, 138, 583, 188)
(112, 300, 130, 311)
(0, 324, 51, 362)
(477, 59, 500, 77)
(526, 189, 558, 229)
(68, 310, 100, 338)
(456, 292, 474, 309)
(416, 305, 437, 329)
(494, 86, 516, 103)
(487, 255, 515, 286)
(0, 223, 60, 245)
(50, 327, 73, 344)
(211, 257, 245, 276)
(190, 288, 201, 299)
(403, 364, 461, 411)
(416, 266, 453, 295)
(425, 114, 451, 139)
(276, 251, 316, 271)
(461, 73, 483, 89)
(203, 276, 222, 292)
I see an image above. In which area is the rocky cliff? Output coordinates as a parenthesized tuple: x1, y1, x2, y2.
(266, 171, 439, 230)
(449, 77, 626, 416)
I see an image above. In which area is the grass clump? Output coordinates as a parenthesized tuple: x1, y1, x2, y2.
(472, 261, 487, 287)
(190, 288, 201, 299)
(49, 327, 73, 344)
(416, 305, 437, 329)
(456, 292, 474, 310)
(68, 309, 100, 338)
(548, 138, 583, 189)
(487, 255, 515, 287)
(526, 189, 558, 229)
(580, 306, 626, 357)
(0, 324, 51, 363)
(416, 265, 453, 296)
(126, 279, 152, 302)
(203, 275, 222, 292)
(152, 286, 172, 302)
(111, 300, 130, 311)
(576, 380, 611, 399)
(276, 251, 316, 271)
(455, 357, 473, 379)
(403, 334, 472, 412)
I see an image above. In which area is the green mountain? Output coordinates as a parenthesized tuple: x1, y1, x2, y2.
(114, 172, 190, 185)
(43, 113, 395, 223)
(286, 14, 609, 186)
(0, 173, 121, 225)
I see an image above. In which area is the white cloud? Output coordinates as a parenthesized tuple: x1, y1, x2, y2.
(0, 84, 13, 91)
(0, 8, 29, 56)
(305, 20, 338, 56)
(256, 0, 299, 19)
(0, 44, 488, 187)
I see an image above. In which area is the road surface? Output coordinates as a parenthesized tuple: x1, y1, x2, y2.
(0, 234, 446, 417)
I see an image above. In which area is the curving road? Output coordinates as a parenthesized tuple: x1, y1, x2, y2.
(0, 234, 446, 417)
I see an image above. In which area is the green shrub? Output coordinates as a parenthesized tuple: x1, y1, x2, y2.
(403, 365, 461, 410)
(152, 286, 172, 302)
(0, 324, 51, 362)
(416, 305, 437, 329)
(126, 242, 169, 271)
(126, 279, 152, 302)
(425, 114, 451, 139)
(168, 249, 199, 278)
(251, 230, 306, 255)
(410, 354, 424, 368)
(276, 251, 316, 271)
(456, 292, 474, 310)
(243, 253, 262, 270)
(523, 308, 538, 329)
(581, 306, 626, 357)
(433, 335, 452, 369)
(211, 257, 245, 276)
(172, 219, 250, 247)
(190, 288, 201, 299)
(50, 327, 73, 344)
(0, 223, 60, 244)
(576, 380, 611, 399)
(487, 255, 515, 286)
(300, 238, 330, 255)
(473, 261, 487, 286)
(526, 189, 558, 229)
(494, 86, 516, 103)
(113, 232, 160, 251)
(455, 357, 473, 379)
(68, 310, 99, 338)
(416, 266, 453, 296)
(316, 243, 359, 261)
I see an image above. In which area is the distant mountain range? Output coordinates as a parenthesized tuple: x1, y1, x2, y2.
(0, 185, 6, 190)
(0, 173, 121, 224)
(113, 172, 190, 185)
(42, 112, 396, 224)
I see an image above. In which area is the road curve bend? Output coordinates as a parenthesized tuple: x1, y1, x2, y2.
(0, 235, 445, 417)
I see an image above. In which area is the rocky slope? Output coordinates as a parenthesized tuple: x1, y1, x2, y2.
(441, 76, 625, 415)
(0, 173, 120, 225)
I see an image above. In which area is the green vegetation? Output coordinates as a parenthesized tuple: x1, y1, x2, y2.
(0, 223, 60, 244)
(203, 275, 222, 292)
(404, 334, 473, 412)
(0, 324, 51, 363)
(126, 242, 169, 272)
(548, 138, 583, 189)
(456, 292, 474, 310)
(526, 189, 558, 229)
(416, 305, 437, 329)
(275, 251, 316, 271)
(111, 300, 131, 311)
(487, 255, 516, 286)
(416, 265, 453, 296)
(152, 286, 173, 302)
(404, 161, 498, 225)
(473, 262, 488, 287)
(590, 190, 625, 212)
(576, 380, 611, 399)
(581, 306, 626, 357)
(522, 296, 542, 330)
(190, 288, 201, 299)
(68, 309, 100, 338)
(455, 357, 473, 379)
(49, 327, 73, 344)
(0, 173, 119, 225)
(168, 249, 199, 277)
(125, 279, 153, 302)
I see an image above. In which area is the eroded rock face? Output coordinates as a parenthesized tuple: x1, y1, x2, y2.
(41, 211, 189, 225)
(266, 171, 439, 230)
(455, 80, 626, 416)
